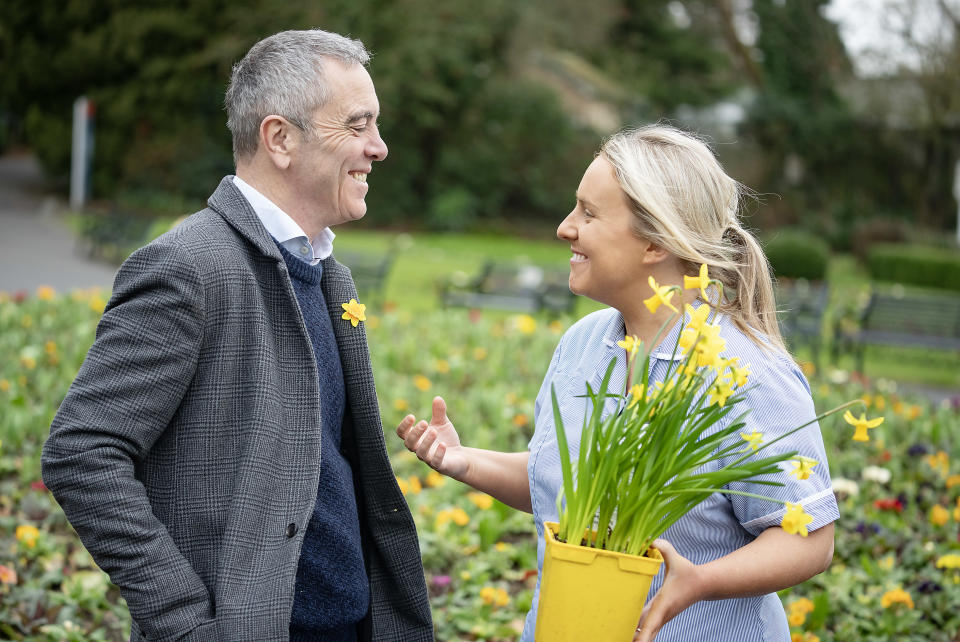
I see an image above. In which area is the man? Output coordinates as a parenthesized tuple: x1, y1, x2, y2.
(42, 29, 433, 642)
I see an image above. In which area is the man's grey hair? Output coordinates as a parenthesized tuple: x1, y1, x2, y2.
(225, 29, 370, 162)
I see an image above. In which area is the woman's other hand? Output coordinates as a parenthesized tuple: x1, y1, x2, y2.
(397, 396, 468, 479)
(633, 539, 703, 642)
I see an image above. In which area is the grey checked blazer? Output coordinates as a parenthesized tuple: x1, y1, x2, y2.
(42, 177, 433, 641)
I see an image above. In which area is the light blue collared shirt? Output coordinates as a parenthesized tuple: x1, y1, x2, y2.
(523, 306, 839, 642)
(232, 175, 334, 265)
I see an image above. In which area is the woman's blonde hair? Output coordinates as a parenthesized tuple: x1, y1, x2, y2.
(600, 124, 785, 352)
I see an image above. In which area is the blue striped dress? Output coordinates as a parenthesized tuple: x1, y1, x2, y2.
(522, 306, 839, 641)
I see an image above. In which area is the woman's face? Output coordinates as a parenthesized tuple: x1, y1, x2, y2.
(557, 157, 654, 309)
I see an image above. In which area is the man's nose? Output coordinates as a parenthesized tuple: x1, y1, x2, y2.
(367, 131, 388, 161)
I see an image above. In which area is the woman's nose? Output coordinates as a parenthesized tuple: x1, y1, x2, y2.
(557, 212, 577, 241)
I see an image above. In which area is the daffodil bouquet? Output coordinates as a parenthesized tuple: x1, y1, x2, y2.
(551, 266, 856, 558)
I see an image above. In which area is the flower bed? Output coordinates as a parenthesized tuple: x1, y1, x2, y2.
(1, 288, 958, 641)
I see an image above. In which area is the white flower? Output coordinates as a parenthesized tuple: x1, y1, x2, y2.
(832, 477, 860, 496)
(861, 465, 892, 484)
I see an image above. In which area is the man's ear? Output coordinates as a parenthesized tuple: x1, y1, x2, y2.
(259, 115, 298, 170)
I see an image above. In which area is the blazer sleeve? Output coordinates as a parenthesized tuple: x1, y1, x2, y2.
(42, 241, 214, 640)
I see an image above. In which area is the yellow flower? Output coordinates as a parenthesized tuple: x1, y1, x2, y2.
(617, 335, 641, 358)
(468, 492, 494, 510)
(781, 503, 813, 537)
(683, 263, 711, 299)
(512, 413, 529, 427)
(426, 471, 446, 488)
(450, 507, 469, 526)
(89, 295, 106, 313)
(708, 378, 735, 408)
(413, 375, 431, 391)
(791, 634, 819, 642)
(788, 597, 815, 616)
(929, 504, 949, 527)
(20, 356, 36, 370)
(946, 474, 960, 489)
(685, 303, 711, 333)
(16, 524, 40, 548)
(408, 476, 422, 495)
(924, 451, 949, 477)
(495, 587, 510, 606)
(643, 276, 679, 314)
(729, 360, 750, 388)
(549, 320, 565, 334)
(44, 341, 57, 356)
(788, 610, 806, 627)
(434, 359, 450, 374)
(393, 399, 409, 412)
(843, 411, 883, 442)
(494, 542, 510, 552)
(513, 314, 537, 335)
(0, 379, 10, 392)
(480, 586, 497, 605)
(627, 383, 647, 409)
(460, 571, 471, 581)
(878, 555, 895, 571)
(36, 285, 56, 301)
(396, 477, 410, 496)
(880, 588, 914, 609)
(740, 430, 763, 452)
(790, 457, 819, 481)
(341, 299, 367, 327)
(472, 347, 488, 360)
(936, 553, 960, 569)
(874, 396, 886, 411)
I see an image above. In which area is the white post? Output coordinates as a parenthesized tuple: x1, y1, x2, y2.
(70, 96, 93, 210)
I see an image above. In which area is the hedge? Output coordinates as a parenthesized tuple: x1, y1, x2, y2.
(763, 229, 830, 281)
(867, 243, 960, 291)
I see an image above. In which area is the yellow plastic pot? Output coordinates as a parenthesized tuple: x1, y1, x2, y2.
(536, 522, 664, 642)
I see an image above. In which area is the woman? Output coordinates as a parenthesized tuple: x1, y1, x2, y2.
(397, 125, 837, 641)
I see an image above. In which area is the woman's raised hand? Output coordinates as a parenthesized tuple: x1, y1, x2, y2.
(397, 396, 468, 479)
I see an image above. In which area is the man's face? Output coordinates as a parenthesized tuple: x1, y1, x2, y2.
(290, 60, 387, 228)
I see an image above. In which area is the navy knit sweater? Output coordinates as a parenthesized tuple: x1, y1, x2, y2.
(277, 242, 369, 642)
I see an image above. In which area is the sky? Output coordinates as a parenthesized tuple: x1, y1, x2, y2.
(825, 0, 959, 76)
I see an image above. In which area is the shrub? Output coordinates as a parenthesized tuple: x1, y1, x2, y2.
(763, 229, 830, 281)
(867, 243, 960, 291)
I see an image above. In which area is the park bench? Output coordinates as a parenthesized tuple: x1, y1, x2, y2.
(439, 261, 576, 315)
(845, 291, 960, 373)
(335, 248, 397, 303)
(775, 280, 829, 366)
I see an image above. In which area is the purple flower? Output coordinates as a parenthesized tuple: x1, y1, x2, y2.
(907, 443, 929, 456)
(432, 575, 452, 587)
(916, 580, 942, 594)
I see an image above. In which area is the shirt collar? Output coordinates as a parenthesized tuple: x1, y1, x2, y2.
(231, 175, 335, 261)
(601, 299, 712, 362)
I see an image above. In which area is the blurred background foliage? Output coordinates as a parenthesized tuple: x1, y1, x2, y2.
(0, 0, 958, 245)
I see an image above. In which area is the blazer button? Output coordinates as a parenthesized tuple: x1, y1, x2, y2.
(286, 523, 298, 538)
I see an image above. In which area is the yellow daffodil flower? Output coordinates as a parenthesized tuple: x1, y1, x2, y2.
(617, 335, 641, 358)
(683, 263, 712, 299)
(685, 303, 711, 332)
(643, 276, 679, 314)
(781, 503, 813, 537)
(341, 298, 367, 327)
(843, 411, 883, 442)
(627, 383, 646, 408)
(790, 456, 819, 481)
(880, 588, 914, 609)
(708, 378, 735, 407)
(740, 430, 763, 452)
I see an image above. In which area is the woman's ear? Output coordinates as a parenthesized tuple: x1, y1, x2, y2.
(641, 240, 672, 265)
(259, 115, 297, 170)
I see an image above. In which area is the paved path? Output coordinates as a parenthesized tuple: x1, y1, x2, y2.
(0, 153, 118, 293)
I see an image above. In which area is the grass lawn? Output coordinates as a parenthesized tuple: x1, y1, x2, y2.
(334, 229, 960, 391)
